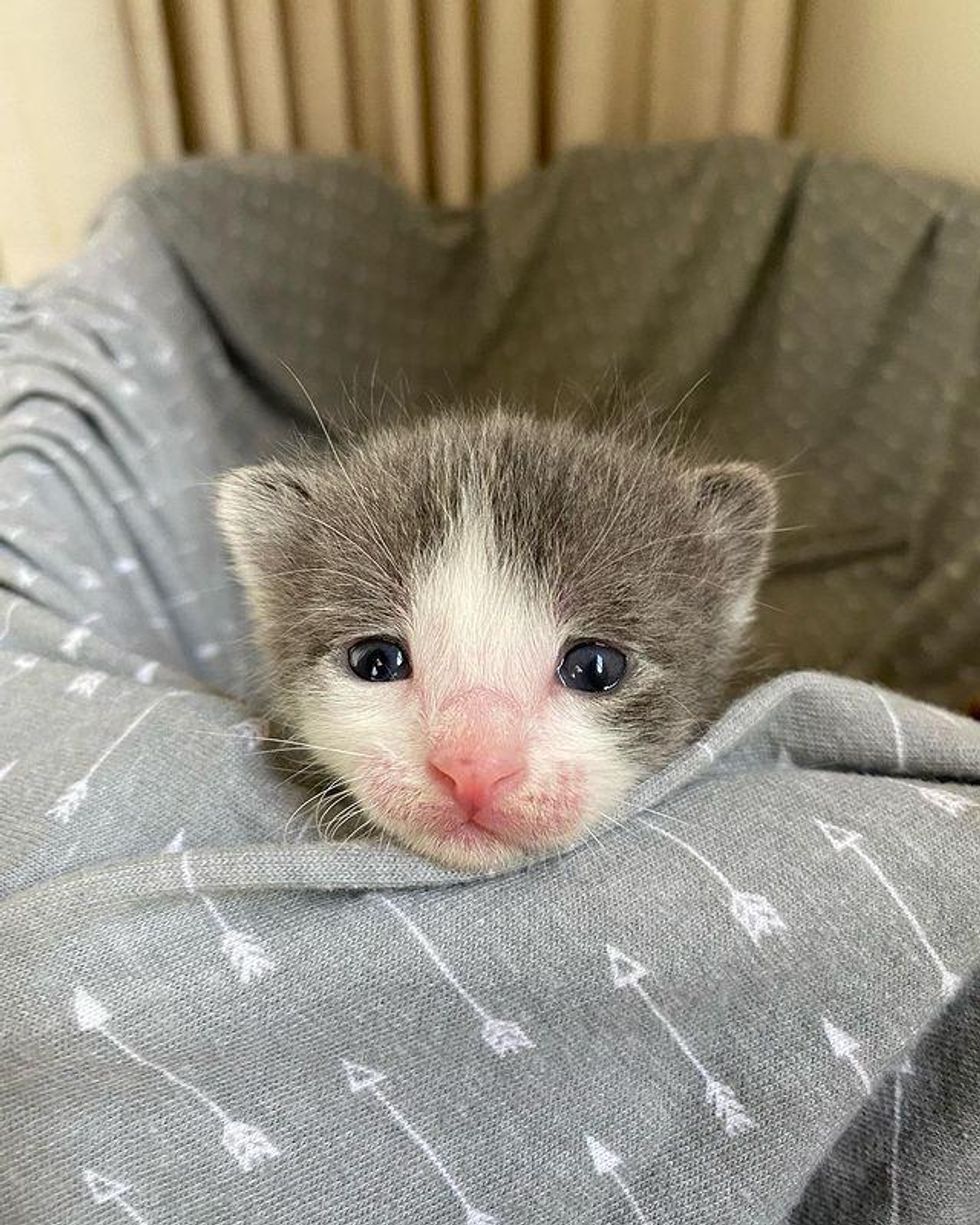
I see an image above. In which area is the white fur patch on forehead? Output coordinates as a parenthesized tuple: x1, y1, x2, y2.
(408, 494, 560, 700)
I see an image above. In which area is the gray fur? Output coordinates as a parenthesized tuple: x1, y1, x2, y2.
(217, 407, 776, 792)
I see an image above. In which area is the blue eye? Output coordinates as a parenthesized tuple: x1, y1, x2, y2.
(557, 642, 627, 693)
(348, 638, 411, 682)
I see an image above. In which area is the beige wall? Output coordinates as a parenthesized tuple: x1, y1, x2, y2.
(0, 0, 793, 284)
(0, 0, 798, 285)
(794, 0, 980, 187)
(3, 2, 980, 284)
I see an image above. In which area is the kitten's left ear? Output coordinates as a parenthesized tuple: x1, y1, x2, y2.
(214, 461, 315, 588)
(690, 462, 777, 622)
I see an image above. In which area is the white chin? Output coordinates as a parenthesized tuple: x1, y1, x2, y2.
(408, 827, 535, 872)
(370, 815, 568, 873)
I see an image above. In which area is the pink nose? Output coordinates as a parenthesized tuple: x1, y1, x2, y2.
(428, 749, 526, 817)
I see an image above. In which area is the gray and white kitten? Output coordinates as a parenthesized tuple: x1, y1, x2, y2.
(217, 409, 775, 872)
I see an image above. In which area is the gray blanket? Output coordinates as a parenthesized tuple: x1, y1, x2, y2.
(1, 137, 980, 1224)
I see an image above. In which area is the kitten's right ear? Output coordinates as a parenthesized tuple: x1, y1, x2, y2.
(214, 462, 314, 583)
(688, 461, 777, 633)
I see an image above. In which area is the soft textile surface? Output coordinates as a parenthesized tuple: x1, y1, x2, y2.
(1, 137, 980, 1223)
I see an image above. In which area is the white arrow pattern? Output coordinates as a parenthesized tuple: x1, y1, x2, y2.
(0, 653, 39, 691)
(165, 828, 186, 855)
(585, 1135, 652, 1223)
(821, 1017, 872, 1094)
(229, 718, 266, 751)
(73, 988, 278, 1171)
(641, 820, 787, 945)
(0, 596, 24, 642)
(178, 843, 275, 985)
(816, 819, 961, 998)
(343, 1059, 496, 1223)
(46, 691, 185, 822)
(606, 946, 754, 1135)
(913, 785, 977, 818)
(60, 625, 92, 659)
(82, 1170, 150, 1224)
(15, 563, 38, 588)
(377, 895, 533, 1057)
(73, 564, 104, 592)
(66, 670, 107, 699)
(890, 1059, 914, 1224)
(875, 690, 907, 774)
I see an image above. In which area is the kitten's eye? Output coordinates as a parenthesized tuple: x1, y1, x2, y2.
(556, 642, 627, 693)
(347, 638, 411, 682)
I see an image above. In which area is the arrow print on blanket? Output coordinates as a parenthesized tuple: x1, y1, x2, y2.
(377, 895, 532, 1056)
(821, 1017, 872, 1094)
(343, 1060, 497, 1223)
(874, 690, 907, 774)
(606, 946, 754, 1136)
(82, 1170, 150, 1224)
(0, 596, 23, 643)
(66, 670, 107, 698)
(174, 838, 275, 985)
(816, 820, 961, 998)
(0, 653, 38, 691)
(585, 1136, 652, 1223)
(912, 785, 977, 818)
(641, 820, 786, 945)
(890, 1059, 914, 1225)
(60, 625, 93, 659)
(47, 691, 187, 822)
(73, 988, 279, 1171)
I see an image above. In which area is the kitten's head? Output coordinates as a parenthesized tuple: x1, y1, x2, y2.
(217, 410, 775, 871)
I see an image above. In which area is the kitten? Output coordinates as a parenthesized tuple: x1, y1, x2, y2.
(217, 408, 775, 871)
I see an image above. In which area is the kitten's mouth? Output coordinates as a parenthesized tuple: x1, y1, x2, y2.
(353, 772, 589, 870)
(392, 800, 582, 871)
(438, 820, 509, 852)
(438, 813, 503, 840)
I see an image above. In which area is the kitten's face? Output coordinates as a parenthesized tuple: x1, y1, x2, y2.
(217, 411, 775, 872)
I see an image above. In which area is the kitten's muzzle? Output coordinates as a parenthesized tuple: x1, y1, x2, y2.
(427, 748, 526, 822)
